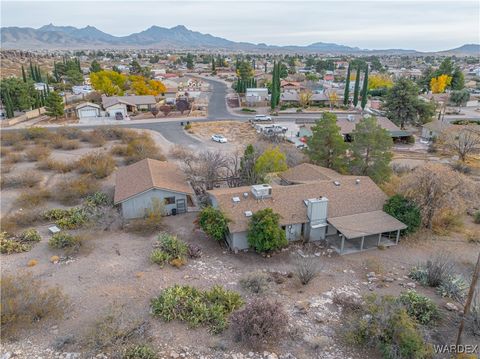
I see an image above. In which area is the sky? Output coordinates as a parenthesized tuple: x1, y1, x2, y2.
(1, 0, 479, 51)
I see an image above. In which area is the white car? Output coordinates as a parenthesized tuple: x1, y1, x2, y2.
(253, 114, 272, 122)
(211, 134, 228, 143)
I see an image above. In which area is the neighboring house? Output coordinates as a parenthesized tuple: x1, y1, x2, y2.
(280, 80, 303, 90)
(104, 102, 129, 119)
(208, 164, 406, 254)
(75, 102, 101, 119)
(245, 88, 269, 104)
(72, 85, 93, 95)
(421, 120, 449, 140)
(114, 159, 195, 218)
(101, 95, 157, 113)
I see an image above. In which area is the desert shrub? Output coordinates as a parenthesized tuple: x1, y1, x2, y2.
(61, 139, 80, 150)
(230, 299, 288, 345)
(1, 208, 45, 235)
(342, 294, 432, 359)
(15, 188, 51, 208)
(1, 272, 68, 338)
(12, 141, 26, 152)
(239, 272, 270, 294)
(0, 147, 11, 157)
(0, 233, 31, 254)
(332, 290, 364, 313)
(77, 152, 116, 179)
(21, 127, 50, 140)
(111, 144, 129, 157)
(83, 306, 148, 353)
(123, 344, 157, 359)
(19, 229, 41, 242)
(37, 158, 75, 173)
(398, 290, 439, 325)
(1, 131, 23, 146)
(150, 233, 188, 267)
(124, 198, 164, 235)
(88, 131, 108, 147)
(44, 208, 74, 221)
(4, 152, 23, 164)
(124, 136, 165, 164)
(198, 206, 230, 242)
(25, 145, 51, 162)
(474, 211, 480, 224)
(292, 252, 323, 285)
(187, 243, 202, 259)
(432, 210, 464, 235)
(151, 285, 243, 334)
(409, 253, 454, 288)
(0, 162, 13, 174)
(48, 232, 80, 249)
(168, 144, 193, 160)
(451, 161, 472, 174)
(436, 275, 468, 302)
(84, 191, 112, 207)
(384, 194, 421, 235)
(55, 208, 89, 230)
(184, 123, 192, 130)
(1, 170, 42, 189)
(247, 208, 287, 253)
(57, 127, 82, 140)
(466, 293, 480, 336)
(55, 175, 100, 205)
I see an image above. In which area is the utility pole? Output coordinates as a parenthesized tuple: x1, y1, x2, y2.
(456, 251, 480, 346)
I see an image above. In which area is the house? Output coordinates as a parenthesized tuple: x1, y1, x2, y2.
(75, 102, 101, 119)
(421, 120, 449, 140)
(101, 95, 157, 113)
(208, 164, 406, 254)
(245, 88, 269, 104)
(281, 80, 303, 90)
(114, 159, 195, 218)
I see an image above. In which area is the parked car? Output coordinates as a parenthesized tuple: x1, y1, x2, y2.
(211, 134, 228, 143)
(253, 114, 272, 122)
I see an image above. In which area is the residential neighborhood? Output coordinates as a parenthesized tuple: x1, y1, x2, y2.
(0, 2, 480, 359)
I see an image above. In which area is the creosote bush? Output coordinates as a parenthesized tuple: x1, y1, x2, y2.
(55, 175, 100, 205)
(151, 285, 243, 334)
(1, 272, 68, 338)
(37, 158, 75, 173)
(15, 188, 51, 208)
(25, 145, 51, 162)
(292, 252, 323, 285)
(230, 299, 288, 345)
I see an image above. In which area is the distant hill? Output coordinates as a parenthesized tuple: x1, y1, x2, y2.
(0, 24, 477, 55)
(437, 43, 480, 55)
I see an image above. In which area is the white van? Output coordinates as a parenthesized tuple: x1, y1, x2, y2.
(253, 114, 272, 122)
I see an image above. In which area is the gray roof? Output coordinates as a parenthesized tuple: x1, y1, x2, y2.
(102, 95, 157, 109)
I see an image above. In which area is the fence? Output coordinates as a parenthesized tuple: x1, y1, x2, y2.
(1, 107, 46, 127)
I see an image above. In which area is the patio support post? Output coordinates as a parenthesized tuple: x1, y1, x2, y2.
(396, 229, 400, 244)
(340, 235, 345, 253)
(378, 233, 382, 246)
(360, 236, 365, 251)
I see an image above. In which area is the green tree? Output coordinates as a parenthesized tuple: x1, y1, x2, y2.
(449, 89, 470, 107)
(89, 59, 102, 73)
(186, 53, 194, 70)
(21, 65, 27, 83)
(129, 60, 143, 75)
(451, 67, 465, 90)
(198, 206, 230, 241)
(416, 99, 436, 124)
(45, 91, 64, 120)
(343, 64, 350, 106)
(384, 78, 423, 129)
(349, 116, 393, 183)
(237, 61, 254, 81)
(240, 144, 260, 185)
(383, 194, 421, 235)
(247, 208, 287, 253)
(0, 77, 36, 111)
(437, 57, 454, 77)
(211, 57, 216, 74)
(353, 66, 361, 107)
(255, 147, 287, 178)
(360, 65, 369, 110)
(4, 90, 14, 118)
(278, 63, 288, 79)
(306, 112, 348, 172)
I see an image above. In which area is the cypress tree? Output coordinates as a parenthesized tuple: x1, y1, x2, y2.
(211, 58, 216, 73)
(343, 64, 351, 106)
(21, 65, 27, 82)
(53, 61, 59, 82)
(264, 62, 267, 73)
(29, 60, 35, 80)
(270, 61, 277, 110)
(5, 91, 15, 118)
(353, 66, 361, 107)
(360, 65, 369, 110)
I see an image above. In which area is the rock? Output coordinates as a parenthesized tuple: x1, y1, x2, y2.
(406, 282, 416, 289)
(170, 351, 180, 359)
(446, 302, 459, 311)
(314, 313, 325, 323)
(266, 354, 278, 359)
(383, 277, 394, 282)
(367, 272, 376, 277)
(304, 335, 332, 349)
(64, 354, 80, 359)
(294, 301, 310, 314)
(1, 352, 12, 359)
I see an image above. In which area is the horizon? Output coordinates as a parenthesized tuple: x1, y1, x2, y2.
(1, 1, 479, 52)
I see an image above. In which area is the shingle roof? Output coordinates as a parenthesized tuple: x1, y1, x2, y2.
(279, 163, 342, 183)
(327, 210, 407, 239)
(208, 176, 388, 233)
(75, 102, 101, 110)
(114, 159, 194, 204)
(102, 95, 156, 109)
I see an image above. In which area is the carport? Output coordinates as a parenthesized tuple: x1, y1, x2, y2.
(327, 210, 407, 255)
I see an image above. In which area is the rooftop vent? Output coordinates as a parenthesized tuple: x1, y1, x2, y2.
(232, 196, 241, 203)
(333, 180, 341, 186)
(355, 179, 360, 185)
(347, 114, 355, 122)
(243, 192, 249, 198)
(251, 184, 272, 199)
(244, 211, 253, 217)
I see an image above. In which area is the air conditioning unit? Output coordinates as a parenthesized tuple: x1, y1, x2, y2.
(347, 114, 355, 122)
(232, 196, 241, 203)
(251, 184, 272, 199)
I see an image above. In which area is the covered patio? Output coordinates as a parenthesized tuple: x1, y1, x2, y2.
(327, 210, 407, 255)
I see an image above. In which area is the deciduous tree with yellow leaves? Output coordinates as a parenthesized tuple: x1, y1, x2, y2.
(430, 74, 452, 94)
(90, 70, 166, 96)
(368, 73, 393, 90)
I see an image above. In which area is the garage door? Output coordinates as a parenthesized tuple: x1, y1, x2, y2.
(80, 108, 97, 118)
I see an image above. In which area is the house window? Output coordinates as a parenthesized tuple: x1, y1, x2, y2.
(164, 196, 175, 205)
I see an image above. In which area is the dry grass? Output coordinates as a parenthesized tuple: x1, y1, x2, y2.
(55, 175, 100, 205)
(1, 163, 13, 175)
(50, 134, 80, 150)
(169, 144, 194, 160)
(0, 170, 42, 189)
(110, 144, 129, 157)
(1, 147, 11, 157)
(81, 129, 108, 147)
(124, 135, 165, 164)
(25, 145, 51, 162)
(77, 152, 116, 179)
(15, 188, 51, 208)
(1, 131, 24, 146)
(3, 152, 23, 164)
(1, 207, 46, 235)
(37, 158, 76, 173)
(1, 272, 69, 339)
(57, 127, 82, 140)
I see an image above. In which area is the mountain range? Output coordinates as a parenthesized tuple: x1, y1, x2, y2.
(1, 24, 479, 55)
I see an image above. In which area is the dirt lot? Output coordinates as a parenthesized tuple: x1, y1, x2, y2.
(188, 121, 259, 147)
(1, 211, 479, 358)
